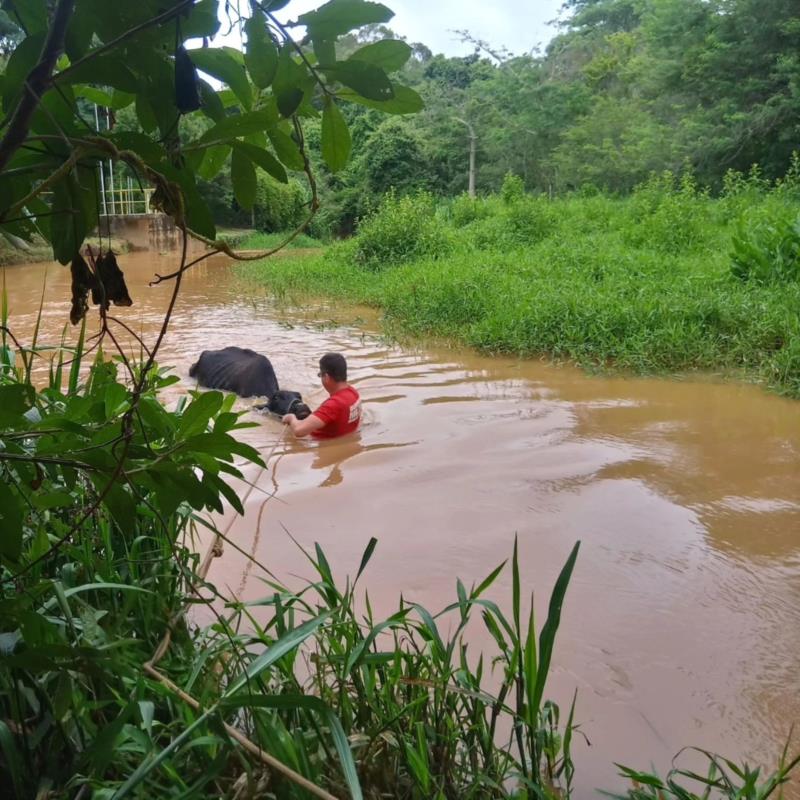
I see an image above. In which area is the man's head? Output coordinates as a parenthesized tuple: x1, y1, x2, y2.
(319, 352, 347, 389)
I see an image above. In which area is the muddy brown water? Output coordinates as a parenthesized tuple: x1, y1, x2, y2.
(5, 252, 800, 797)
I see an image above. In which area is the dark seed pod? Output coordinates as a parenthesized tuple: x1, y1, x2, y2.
(175, 45, 202, 114)
(96, 251, 133, 308)
(70, 252, 97, 325)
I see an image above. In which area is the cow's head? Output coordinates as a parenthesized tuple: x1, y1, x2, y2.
(268, 389, 312, 420)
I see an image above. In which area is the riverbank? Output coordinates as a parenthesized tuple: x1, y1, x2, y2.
(240, 179, 800, 399)
(0, 234, 132, 266)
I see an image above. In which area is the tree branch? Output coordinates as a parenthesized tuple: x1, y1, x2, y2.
(0, 0, 76, 173)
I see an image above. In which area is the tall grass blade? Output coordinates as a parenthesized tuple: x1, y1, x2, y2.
(473, 559, 507, 598)
(225, 611, 331, 696)
(0, 720, 24, 799)
(354, 536, 378, 584)
(113, 710, 213, 799)
(531, 542, 581, 722)
(25, 269, 47, 384)
(68, 318, 86, 394)
(220, 694, 363, 799)
(523, 592, 538, 729)
(512, 534, 521, 638)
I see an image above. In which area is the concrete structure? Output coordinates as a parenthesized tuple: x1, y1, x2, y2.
(99, 213, 191, 252)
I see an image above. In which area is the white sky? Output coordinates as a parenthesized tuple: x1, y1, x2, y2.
(219, 0, 566, 58)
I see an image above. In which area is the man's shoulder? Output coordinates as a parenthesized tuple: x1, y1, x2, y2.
(342, 385, 360, 401)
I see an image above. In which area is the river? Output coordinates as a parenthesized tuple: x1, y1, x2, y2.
(4, 251, 800, 797)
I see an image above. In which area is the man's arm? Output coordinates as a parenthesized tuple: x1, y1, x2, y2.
(282, 412, 326, 438)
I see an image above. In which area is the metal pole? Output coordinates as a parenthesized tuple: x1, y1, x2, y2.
(105, 108, 115, 215)
(94, 104, 108, 217)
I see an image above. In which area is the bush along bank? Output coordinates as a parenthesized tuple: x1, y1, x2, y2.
(241, 166, 800, 399)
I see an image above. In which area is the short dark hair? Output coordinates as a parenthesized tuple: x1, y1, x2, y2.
(319, 352, 347, 382)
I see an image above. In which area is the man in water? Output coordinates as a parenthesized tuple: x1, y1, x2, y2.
(282, 352, 362, 439)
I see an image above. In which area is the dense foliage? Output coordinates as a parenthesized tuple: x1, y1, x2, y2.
(0, 0, 423, 262)
(272, 0, 800, 233)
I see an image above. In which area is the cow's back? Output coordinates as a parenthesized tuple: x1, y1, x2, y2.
(189, 346, 278, 398)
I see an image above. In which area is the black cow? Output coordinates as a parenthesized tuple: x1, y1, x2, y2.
(189, 347, 311, 419)
(189, 346, 279, 398)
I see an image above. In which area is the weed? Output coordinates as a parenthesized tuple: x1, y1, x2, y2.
(352, 191, 453, 270)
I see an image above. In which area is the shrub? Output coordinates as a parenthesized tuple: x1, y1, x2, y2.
(449, 192, 492, 227)
(625, 171, 709, 253)
(730, 210, 800, 284)
(500, 171, 525, 204)
(254, 175, 308, 232)
(352, 190, 452, 270)
(465, 196, 557, 249)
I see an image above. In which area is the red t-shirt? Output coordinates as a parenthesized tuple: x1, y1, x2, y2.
(311, 386, 362, 439)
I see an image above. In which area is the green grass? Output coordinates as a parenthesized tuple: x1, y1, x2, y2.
(240, 178, 800, 398)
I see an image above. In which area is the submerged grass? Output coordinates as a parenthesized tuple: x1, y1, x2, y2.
(240, 174, 800, 398)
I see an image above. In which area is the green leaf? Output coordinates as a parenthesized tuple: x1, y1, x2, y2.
(4, 0, 47, 35)
(231, 146, 257, 210)
(272, 45, 309, 118)
(220, 694, 363, 799)
(198, 79, 225, 122)
(0, 720, 25, 799)
(225, 611, 331, 696)
(113, 712, 213, 799)
(0, 384, 34, 425)
(337, 83, 424, 114)
(196, 108, 279, 146)
(244, 12, 279, 90)
(297, 0, 394, 39)
(313, 38, 336, 68)
(321, 97, 351, 172)
(188, 47, 252, 110)
(324, 60, 393, 101)
(160, 163, 217, 239)
(99, 482, 138, 537)
(355, 536, 378, 583)
(58, 53, 140, 93)
(0, 483, 23, 562)
(2, 33, 46, 110)
(203, 472, 244, 515)
(178, 390, 224, 437)
(531, 541, 580, 715)
(51, 173, 87, 264)
(182, 0, 221, 39)
(72, 84, 115, 107)
(348, 39, 412, 72)
(233, 141, 287, 183)
(109, 131, 165, 165)
(197, 145, 230, 181)
(267, 128, 304, 171)
(135, 93, 158, 133)
(276, 87, 303, 118)
(31, 491, 74, 510)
